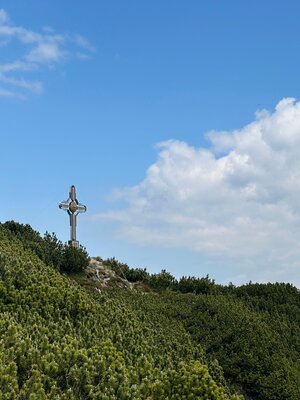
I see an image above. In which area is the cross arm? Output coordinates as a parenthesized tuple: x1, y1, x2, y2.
(77, 203, 87, 213)
(59, 201, 70, 210)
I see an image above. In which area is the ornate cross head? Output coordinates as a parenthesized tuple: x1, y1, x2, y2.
(59, 185, 87, 216)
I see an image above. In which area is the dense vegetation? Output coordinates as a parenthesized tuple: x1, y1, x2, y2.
(0, 223, 241, 399)
(1, 221, 89, 273)
(103, 258, 300, 399)
(0, 223, 299, 399)
(102, 257, 218, 293)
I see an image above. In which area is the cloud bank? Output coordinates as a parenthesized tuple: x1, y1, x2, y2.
(98, 98, 300, 285)
(0, 9, 94, 98)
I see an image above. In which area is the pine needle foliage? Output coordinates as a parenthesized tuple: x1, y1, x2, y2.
(103, 257, 300, 399)
(0, 221, 89, 273)
(0, 226, 241, 399)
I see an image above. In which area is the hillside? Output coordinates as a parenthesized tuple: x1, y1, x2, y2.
(0, 224, 241, 399)
(99, 259, 300, 400)
(0, 222, 299, 399)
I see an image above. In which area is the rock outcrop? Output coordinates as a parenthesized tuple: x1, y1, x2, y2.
(86, 258, 133, 290)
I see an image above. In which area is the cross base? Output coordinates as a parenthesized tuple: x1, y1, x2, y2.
(68, 240, 79, 248)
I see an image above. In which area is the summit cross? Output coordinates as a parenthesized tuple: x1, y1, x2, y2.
(59, 185, 87, 248)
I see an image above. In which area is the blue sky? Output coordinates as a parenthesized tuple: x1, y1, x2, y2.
(1, 1, 300, 287)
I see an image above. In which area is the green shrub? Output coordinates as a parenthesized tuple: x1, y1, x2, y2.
(0, 226, 239, 399)
(0, 221, 89, 274)
(60, 245, 89, 274)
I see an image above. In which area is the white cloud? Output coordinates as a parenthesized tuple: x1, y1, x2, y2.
(26, 42, 65, 64)
(0, 9, 94, 98)
(97, 98, 300, 286)
(0, 60, 37, 73)
(0, 9, 9, 24)
(0, 87, 25, 99)
(73, 34, 95, 52)
(0, 73, 43, 93)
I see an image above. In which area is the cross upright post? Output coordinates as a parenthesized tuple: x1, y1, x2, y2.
(59, 185, 87, 248)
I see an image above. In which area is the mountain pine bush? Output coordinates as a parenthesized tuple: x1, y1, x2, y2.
(0, 225, 241, 399)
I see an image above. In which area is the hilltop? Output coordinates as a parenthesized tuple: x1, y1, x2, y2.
(0, 221, 299, 399)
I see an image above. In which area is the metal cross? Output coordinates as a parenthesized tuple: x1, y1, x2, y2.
(59, 185, 87, 248)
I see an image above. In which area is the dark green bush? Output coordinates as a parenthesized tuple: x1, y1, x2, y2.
(0, 221, 89, 274)
(147, 269, 177, 291)
(60, 245, 89, 274)
(0, 226, 240, 399)
(103, 257, 150, 282)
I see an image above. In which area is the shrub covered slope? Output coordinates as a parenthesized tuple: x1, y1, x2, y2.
(0, 224, 240, 399)
(0, 222, 299, 399)
(102, 260, 300, 400)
